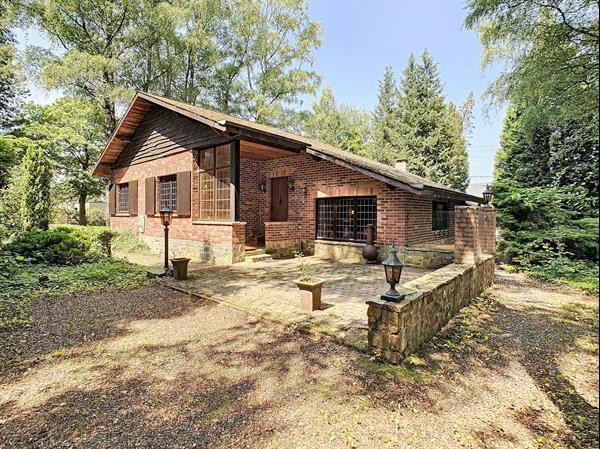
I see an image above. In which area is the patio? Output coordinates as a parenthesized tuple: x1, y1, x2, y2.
(162, 257, 434, 344)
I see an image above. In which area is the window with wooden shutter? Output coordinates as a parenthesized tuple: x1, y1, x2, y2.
(176, 171, 191, 216)
(109, 184, 116, 216)
(117, 183, 129, 213)
(159, 175, 177, 212)
(128, 180, 138, 216)
(145, 177, 156, 216)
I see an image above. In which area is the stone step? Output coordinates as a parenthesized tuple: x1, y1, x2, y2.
(245, 247, 267, 256)
(246, 253, 272, 263)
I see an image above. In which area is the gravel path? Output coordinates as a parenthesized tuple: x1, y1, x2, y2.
(0, 269, 597, 448)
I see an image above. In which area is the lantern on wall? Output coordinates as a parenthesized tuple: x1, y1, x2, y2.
(381, 244, 404, 301)
(482, 185, 493, 207)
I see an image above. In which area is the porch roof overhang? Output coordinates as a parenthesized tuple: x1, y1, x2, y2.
(93, 91, 483, 204)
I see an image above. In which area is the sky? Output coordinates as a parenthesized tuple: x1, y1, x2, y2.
(15, 0, 504, 184)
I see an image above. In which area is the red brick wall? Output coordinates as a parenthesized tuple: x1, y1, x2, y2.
(239, 152, 461, 251)
(109, 151, 244, 264)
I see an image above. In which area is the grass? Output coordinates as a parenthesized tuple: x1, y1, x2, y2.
(0, 258, 150, 331)
(112, 230, 151, 253)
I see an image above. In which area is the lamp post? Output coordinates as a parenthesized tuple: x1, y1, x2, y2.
(482, 184, 493, 207)
(381, 244, 409, 302)
(159, 207, 173, 273)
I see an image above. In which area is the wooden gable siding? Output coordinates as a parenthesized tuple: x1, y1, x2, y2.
(114, 105, 230, 169)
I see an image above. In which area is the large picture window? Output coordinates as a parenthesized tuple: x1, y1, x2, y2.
(117, 183, 129, 213)
(432, 201, 449, 230)
(316, 196, 377, 242)
(160, 175, 177, 212)
(198, 145, 231, 220)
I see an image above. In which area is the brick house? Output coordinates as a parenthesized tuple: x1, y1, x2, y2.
(92, 92, 482, 265)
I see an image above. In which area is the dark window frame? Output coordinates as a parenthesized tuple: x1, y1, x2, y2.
(159, 174, 177, 213)
(315, 196, 377, 243)
(197, 145, 231, 221)
(117, 183, 129, 213)
(432, 201, 449, 231)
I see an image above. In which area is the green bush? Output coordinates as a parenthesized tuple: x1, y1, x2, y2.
(1, 225, 115, 265)
(87, 208, 107, 226)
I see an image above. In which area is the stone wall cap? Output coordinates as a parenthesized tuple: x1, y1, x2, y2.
(192, 221, 247, 226)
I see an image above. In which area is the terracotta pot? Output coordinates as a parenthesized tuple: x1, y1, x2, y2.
(170, 257, 191, 280)
(295, 279, 324, 311)
(362, 224, 379, 263)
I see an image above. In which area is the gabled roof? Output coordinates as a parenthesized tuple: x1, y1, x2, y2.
(93, 91, 482, 203)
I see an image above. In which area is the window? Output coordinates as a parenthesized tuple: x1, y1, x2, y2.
(197, 145, 231, 220)
(432, 201, 449, 230)
(316, 197, 377, 242)
(160, 175, 177, 212)
(118, 183, 129, 213)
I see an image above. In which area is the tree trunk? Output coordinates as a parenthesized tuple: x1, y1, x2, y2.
(79, 193, 88, 226)
(103, 97, 116, 140)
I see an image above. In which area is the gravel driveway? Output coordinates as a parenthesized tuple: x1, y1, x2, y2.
(0, 269, 597, 448)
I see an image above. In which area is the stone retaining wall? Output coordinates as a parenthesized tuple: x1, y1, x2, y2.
(314, 241, 454, 268)
(366, 255, 495, 364)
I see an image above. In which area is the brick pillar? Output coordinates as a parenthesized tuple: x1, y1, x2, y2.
(478, 207, 496, 255)
(454, 206, 480, 265)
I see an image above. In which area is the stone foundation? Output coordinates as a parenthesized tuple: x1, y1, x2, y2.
(366, 255, 495, 364)
(314, 241, 454, 268)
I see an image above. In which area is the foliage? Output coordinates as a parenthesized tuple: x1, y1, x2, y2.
(396, 51, 470, 190)
(22, 0, 322, 134)
(464, 0, 599, 135)
(496, 108, 599, 200)
(303, 87, 371, 156)
(17, 99, 107, 224)
(1, 225, 114, 265)
(20, 143, 52, 231)
(87, 208, 107, 226)
(367, 65, 401, 165)
(112, 230, 151, 254)
(0, 0, 22, 132)
(0, 258, 149, 330)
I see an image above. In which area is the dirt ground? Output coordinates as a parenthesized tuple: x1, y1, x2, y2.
(0, 269, 598, 449)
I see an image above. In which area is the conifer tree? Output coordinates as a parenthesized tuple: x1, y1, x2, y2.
(20, 144, 52, 231)
(397, 50, 469, 190)
(368, 65, 401, 164)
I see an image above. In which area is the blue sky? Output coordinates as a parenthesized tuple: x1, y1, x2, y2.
(16, 0, 503, 183)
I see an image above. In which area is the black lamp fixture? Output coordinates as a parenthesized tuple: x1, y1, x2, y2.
(482, 184, 493, 207)
(159, 207, 173, 273)
(258, 181, 266, 193)
(288, 178, 295, 191)
(381, 243, 407, 302)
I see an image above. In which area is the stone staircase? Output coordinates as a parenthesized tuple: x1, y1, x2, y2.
(245, 247, 272, 263)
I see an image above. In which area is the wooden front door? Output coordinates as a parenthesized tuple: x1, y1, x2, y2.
(271, 177, 288, 221)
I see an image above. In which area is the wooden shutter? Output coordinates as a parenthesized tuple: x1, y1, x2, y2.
(145, 177, 156, 216)
(270, 177, 288, 221)
(177, 171, 191, 216)
(108, 184, 116, 216)
(128, 180, 138, 216)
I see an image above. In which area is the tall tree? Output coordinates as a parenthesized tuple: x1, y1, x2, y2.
(0, 0, 21, 132)
(465, 0, 599, 133)
(367, 65, 401, 164)
(304, 86, 371, 155)
(19, 99, 107, 225)
(23, 0, 322, 136)
(396, 51, 470, 190)
(20, 143, 52, 231)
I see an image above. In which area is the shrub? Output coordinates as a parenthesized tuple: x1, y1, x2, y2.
(87, 208, 107, 226)
(1, 225, 115, 265)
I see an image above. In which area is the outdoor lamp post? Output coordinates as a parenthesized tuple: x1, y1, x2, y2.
(159, 206, 173, 273)
(381, 244, 407, 302)
(482, 184, 493, 207)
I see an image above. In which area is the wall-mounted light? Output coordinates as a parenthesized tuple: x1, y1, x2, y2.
(288, 178, 295, 191)
(259, 182, 266, 193)
(302, 186, 309, 197)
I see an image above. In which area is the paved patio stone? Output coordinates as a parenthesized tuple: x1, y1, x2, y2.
(162, 257, 434, 346)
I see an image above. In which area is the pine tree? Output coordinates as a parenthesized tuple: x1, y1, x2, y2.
(20, 144, 52, 231)
(397, 50, 470, 190)
(368, 65, 401, 164)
